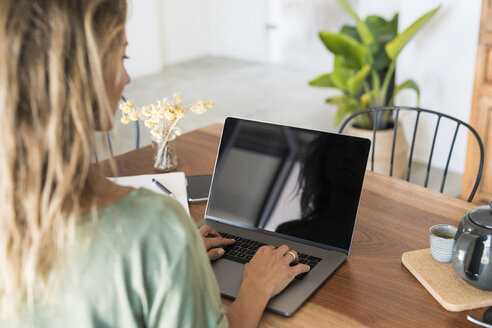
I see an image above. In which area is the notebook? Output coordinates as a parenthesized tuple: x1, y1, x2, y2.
(202, 117, 370, 316)
(108, 172, 189, 214)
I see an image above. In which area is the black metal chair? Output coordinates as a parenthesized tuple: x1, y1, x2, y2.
(338, 106, 484, 202)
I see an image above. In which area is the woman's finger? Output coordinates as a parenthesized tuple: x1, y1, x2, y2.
(221, 237, 235, 245)
(198, 225, 209, 237)
(204, 236, 235, 250)
(290, 263, 311, 277)
(208, 248, 225, 261)
(284, 250, 298, 264)
(206, 226, 220, 237)
(259, 245, 275, 251)
(275, 244, 290, 256)
(199, 225, 220, 237)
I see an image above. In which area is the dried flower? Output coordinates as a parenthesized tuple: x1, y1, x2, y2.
(144, 120, 154, 128)
(120, 100, 135, 114)
(120, 116, 131, 124)
(119, 92, 214, 143)
(173, 92, 182, 103)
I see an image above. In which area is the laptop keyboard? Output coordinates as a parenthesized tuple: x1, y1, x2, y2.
(219, 232, 321, 280)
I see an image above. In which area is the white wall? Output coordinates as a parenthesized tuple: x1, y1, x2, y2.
(126, 0, 269, 74)
(125, 0, 165, 78)
(358, 0, 481, 173)
(160, 0, 210, 64)
(266, 0, 350, 73)
(208, 0, 268, 62)
(125, 0, 210, 78)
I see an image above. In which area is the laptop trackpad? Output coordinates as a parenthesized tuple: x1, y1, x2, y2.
(212, 258, 243, 298)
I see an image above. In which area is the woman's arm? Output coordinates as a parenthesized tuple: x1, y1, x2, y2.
(227, 245, 310, 328)
(226, 280, 269, 328)
(199, 225, 310, 327)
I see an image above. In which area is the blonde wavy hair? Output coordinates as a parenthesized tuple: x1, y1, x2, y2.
(0, 0, 127, 313)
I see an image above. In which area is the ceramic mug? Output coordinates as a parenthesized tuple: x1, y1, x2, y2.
(429, 224, 458, 263)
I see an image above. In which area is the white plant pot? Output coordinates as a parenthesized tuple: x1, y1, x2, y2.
(347, 123, 409, 178)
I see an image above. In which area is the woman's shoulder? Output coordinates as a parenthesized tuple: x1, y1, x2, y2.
(109, 187, 187, 218)
(76, 188, 198, 262)
(72, 188, 202, 287)
(100, 187, 194, 241)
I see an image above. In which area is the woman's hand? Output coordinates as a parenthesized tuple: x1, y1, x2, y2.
(198, 225, 235, 261)
(227, 245, 310, 328)
(243, 245, 310, 298)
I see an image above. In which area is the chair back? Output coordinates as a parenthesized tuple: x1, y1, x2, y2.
(338, 106, 484, 202)
(106, 120, 140, 156)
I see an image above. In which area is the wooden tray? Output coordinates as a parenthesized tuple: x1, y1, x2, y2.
(402, 248, 492, 312)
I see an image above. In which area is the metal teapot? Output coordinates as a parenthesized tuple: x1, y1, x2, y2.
(452, 201, 492, 291)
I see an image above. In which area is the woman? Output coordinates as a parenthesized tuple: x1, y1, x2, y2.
(0, 0, 309, 327)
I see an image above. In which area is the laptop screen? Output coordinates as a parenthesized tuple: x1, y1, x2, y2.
(206, 117, 370, 252)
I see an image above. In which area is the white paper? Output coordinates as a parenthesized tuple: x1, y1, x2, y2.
(108, 172, 189, 214)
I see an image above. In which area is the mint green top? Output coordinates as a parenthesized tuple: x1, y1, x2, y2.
(14, 188, 228, 328)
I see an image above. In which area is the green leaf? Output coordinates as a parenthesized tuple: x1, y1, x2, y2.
(385, 6, 440, 60)
(347, 65, 371, 95)
(366, 14, 398, 44)
(360, 90, 375, 108)
(319, 31, 369, 69)
(334, 105, 352, 125)
(340, 25, 360, 42)
(331, 56, 355, 90)
(393, 79, 421, 106)
(336, 0, 375, 46)
(365, 16, 386, 48)
(388, 14, 399, 40)
(309, 73, 338, 88)
(373, 51, 390, 71)
(327, 96, 362, 125)
(366, 14, 398, 70)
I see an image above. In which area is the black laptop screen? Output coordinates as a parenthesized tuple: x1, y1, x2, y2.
(206, 117, 370, 252)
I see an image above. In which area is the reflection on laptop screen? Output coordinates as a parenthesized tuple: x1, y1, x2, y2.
(206, 118, 370, 252)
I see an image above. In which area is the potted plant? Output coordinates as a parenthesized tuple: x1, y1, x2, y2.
(310, 0, 439, 129)
(309, 0, 439, 177)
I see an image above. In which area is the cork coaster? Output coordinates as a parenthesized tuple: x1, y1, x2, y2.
(402, 248, 492, 312)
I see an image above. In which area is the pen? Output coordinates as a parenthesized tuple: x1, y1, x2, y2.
(152, 178, 176, 198)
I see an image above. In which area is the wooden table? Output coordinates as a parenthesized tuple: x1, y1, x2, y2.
(105, 123, 486, 327)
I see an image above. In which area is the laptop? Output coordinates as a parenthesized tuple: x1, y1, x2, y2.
(202, 117, 370, 316)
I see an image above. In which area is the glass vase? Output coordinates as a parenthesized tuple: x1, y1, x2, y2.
(152, 135, 178, 172)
